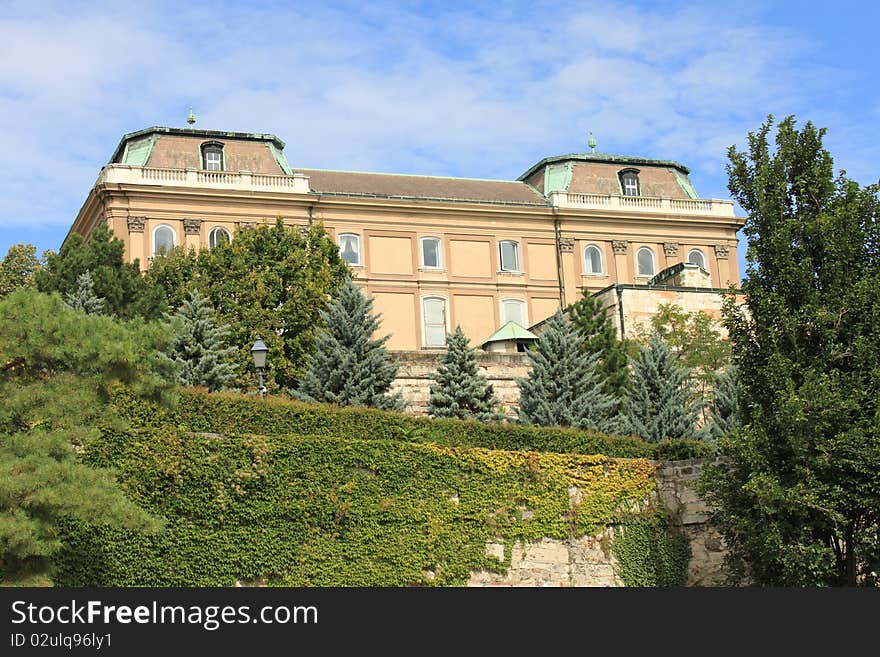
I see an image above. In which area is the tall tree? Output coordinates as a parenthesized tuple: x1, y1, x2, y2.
(162, 289, 237, 391)
(517, 309, 616, 431)
(700, 116, 880, 586)
(64, 271, 106, 315)
(428, 326, 502, 421)
(143, 245, 200, 315)
(294, 279, 404, 410)
(569, 290, 631, 398)
(617, 334, 698, 442)
(0, 243, 41, 298)
(700, 366, 741, 442)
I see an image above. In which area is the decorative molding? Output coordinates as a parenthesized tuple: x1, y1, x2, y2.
(558, 237, 574, 253)
(611, 240, 628, 255)
(237, 221, 257, 230)
(127, 216, 145, 233)
(714, 244, 730, 259)
(183, 218, 202, 235)
(663, 242, 679, 257)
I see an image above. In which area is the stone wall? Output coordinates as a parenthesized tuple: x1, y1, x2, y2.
(390, 351, 530, 417)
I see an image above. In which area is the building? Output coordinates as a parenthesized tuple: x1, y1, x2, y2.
(69, 125, 743, 349)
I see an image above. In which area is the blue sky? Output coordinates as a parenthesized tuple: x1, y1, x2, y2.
(1, 0, 878, 283)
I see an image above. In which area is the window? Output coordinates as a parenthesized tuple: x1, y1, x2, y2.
(201, 142, 224, 171)
(501, 299, 526, 327)
(209, 227, 231, 248)
(499, 240, 520, 272)
(636, 247, 655, 276)
(153, 225, 175, 256)
(584, 245, 604, 274)
(619, 168, 640, 196)
(339, 233, 361, 265)
(420, 237, 442, 269)
(687, 249, 707, 269)
(423, 297, 448, 347)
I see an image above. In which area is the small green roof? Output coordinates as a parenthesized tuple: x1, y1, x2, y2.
(481, 321, 538, 346)
(517, 152, 691, 181)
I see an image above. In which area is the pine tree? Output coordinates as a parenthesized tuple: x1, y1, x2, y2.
(517, 309, 616, 431)
(617, 334, 698, 442)
(64, 271, 105, 315)
(428, 326, 502, 421)
(163, 289, 237, 391)
(569, 290, 631, 398)
(293, 280, 404, 410)
(701, 366, 741, 442)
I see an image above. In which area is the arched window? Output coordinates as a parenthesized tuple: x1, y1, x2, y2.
(209, 227, 231, 248)
(636, 247, 655, 277)
(422, 296, 448, 347)
(499, 240, 520, 272)
(420, 237, 442, 269)
(687, 249, 707, 269)
(339, 233, 361, 265)
(501, 298, 527, 327)
(584, 245, 604, 274)
(201, 142, 224, 171)
(619, 168, 640, 196)
(152, 225, 175, 256)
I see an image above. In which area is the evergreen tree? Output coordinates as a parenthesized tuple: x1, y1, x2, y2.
(428, 326, 502, 421)
(0, 243, 41, 298)
(617, 334, 698, 442)
(163, 289, 237, 391)
(517, 309, 616, 431)
(569, 290, 631, 398)
(700, 366, 741, 442)
(64, 271, 106, 315)
(293, 279, 404, 410)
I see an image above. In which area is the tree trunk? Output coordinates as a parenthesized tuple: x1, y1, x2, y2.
(844, 524, 857, 586)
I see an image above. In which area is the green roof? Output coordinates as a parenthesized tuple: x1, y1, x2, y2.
(481, 321, 538, 346)
(517, 152, 691, 182)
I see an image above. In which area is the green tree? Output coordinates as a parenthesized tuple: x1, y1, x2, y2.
(700, 366, 741, 442)
(143, 246, 199, 314)
(428, 326, 502, 421)
(294, 279, 404, 410)
(162, 289, 237, 391)
(0, 290, 169, 584)
(617, 334, 698, 442)
(517, 310, 616, 431)
(569, 290, 631, 398)
(700, 116, 880, 586)
(64, 271, 105, 315)
(36, 224, 162, 319)
(0, 244, 41, 298)
(196, 220, 350, 391)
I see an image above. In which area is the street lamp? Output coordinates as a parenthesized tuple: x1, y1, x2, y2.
(250, 337, 268, 398)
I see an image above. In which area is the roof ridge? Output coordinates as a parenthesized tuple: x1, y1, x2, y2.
(295, 166, 530, 185)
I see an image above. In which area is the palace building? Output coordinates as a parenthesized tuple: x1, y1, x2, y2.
(68, 124, 743, 350)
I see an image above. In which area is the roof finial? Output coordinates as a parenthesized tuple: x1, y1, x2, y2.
(588, 131, 597, 153)
(187, 107, 196, 126)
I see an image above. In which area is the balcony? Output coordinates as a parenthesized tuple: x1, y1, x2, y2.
(548, 191, 736, 218)
(95, 164, 311, 194)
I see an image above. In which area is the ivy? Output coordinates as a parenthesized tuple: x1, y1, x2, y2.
(611, 514, 691, 587)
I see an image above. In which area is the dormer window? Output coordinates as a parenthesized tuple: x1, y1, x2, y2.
(201, 142, 224, 171)
(619, 168, 640, 196)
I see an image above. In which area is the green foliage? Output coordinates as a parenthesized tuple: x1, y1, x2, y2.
(162, 289, 237, 391)
(428, 326, 502, 421)
(0, 244, 41, 298)
(618, 335, 699, 442)
(700, 115, 880, 586)
(55, 427, 658, 586)
(518, 310, 617, 431)
(569, 290, 631, 397)
(700, 366, 741, 442)
(64, 271, 106, 316)
(294, 280, 403, 410)
(611, 513, 691, 587)
(36, 224, 162, 319)
(143, 246, 199, 314)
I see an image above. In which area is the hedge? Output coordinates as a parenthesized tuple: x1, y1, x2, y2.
(55, 427, 666, 586)
(111, 388, 711, 460)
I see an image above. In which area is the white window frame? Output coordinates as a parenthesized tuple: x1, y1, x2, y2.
(420, 236, 443, 269)
(208, 226, 232, 248)
(201, 142, 224, 171)
(500, 298, 527, 328)
(687, 248, 707, 270)
(620, 170, 640, 197)
(338, 233, 362, 266)
(499, 240, 521, 273)
(152, 224, 176, 256)
(583, 244, 605, 275)
(636, 247, 655, 277)
(421, 295, 450, 348)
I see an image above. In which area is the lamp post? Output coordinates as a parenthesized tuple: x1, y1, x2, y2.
(250, 337, 268, 398)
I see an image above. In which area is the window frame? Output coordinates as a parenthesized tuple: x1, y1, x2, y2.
(419, 236, 443, 269)
(500, 297, 528, 328)
(152, 224, 176, 256)
(421, 295, 449, 348)
(583, 244, 605, 275)
(338, 233, 362, 266)
(499, 239, 521, 273)
(201, 141, 225, 171)
(636, 247, 655, 277)
(619, 168, 641, 197)
(208, 226, 232, 248)
(687, 248, 707, 270)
